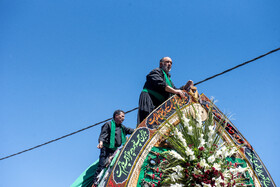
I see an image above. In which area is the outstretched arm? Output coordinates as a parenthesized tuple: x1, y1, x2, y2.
(165, 85, 185, 99)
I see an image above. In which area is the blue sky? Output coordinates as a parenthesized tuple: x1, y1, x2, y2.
(1, 1, 279, 186)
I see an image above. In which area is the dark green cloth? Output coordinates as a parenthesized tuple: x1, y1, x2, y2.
(142, 69, 173, 103)
(137, 147, 170, 187)
(101, 120, 133, 150)
(107, 120, 126, 150)
(161, 69, 173, 88)
(70, 159, 99, 187)
(71, 151, 121, 187)
(142, 88, 165, 102)
(226, 157, 255, 186)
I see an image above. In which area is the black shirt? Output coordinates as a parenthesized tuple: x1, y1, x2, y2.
(98, 121, 134, 148)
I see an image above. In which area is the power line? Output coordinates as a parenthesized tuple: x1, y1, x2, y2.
(1, 47, 279, 161)
(194, 47, 280, 86)
(0, 107, 138, 161)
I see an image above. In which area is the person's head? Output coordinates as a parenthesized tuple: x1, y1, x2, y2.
(159, 57, 173, 73)
(113, 109, 125, 125)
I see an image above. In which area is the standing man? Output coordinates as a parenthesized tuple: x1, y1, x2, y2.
(137, 57, 193, 124)
(92, 110, 134, 186)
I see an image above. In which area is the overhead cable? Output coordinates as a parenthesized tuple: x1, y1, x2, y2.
(194, 47, 280, 86)
(0, 107, 138, 161)
(1, 47, 279, 161)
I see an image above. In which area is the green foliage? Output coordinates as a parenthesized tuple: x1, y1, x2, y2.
(158, 103, 248, 187)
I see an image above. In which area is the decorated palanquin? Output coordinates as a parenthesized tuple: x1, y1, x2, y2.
(100, 90, 276, 187)
(71, 90, 276, 187)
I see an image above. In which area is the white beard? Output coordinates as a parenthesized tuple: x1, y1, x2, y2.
(162, 65, 171, 73)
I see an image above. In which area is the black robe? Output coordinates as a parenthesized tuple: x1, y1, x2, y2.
(137, 68, 176, 124)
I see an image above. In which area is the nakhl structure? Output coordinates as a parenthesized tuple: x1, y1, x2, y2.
(71, 90, 276, 187)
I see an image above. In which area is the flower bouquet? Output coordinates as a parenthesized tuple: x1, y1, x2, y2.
(157, 104, 249, 187)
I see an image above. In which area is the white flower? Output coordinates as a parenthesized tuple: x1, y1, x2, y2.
(207, 126, 215, 142)
(201, 159, 210, 169)
(207, 155, 215, 163)
(229, 167, 239, 175)
(193, 167, 201, 175)
(170, 172, 180, 182)
(219, 146, 229, 158)
(235, 166, 248, 173)
(200, 133, 204, 139)
(213, 163, 221, 170)
(207, 134, 214, 146)
(196, 110, 202, 120)
(228, 147, 238, 156)
(199, 137, 205, 147)
(199, 159, 208, 168)
(224, 150, 230, 158)
(223, 171, 231, 180)
(215, 176, 224, 186)
(185, 147, 194, 156)
(182, 116, 190, 125)
(172, 165, 184, 173)
(187, 126, 193, 135)
(206, 141, 212, 148)
(220, 146, 227, 152)
(169, 150, 184, 161)
(195, 184, 202, 187)
(171, 184, 184, 187)
(197, 121, 203, 128)
(215, 149, 223, 157)
(201, 182, 211, 187)
(196, 112, 203, 128)
(190, 155, 196, 161)
(208, 125, 215, 134)
(176, 129, 187, 147)
(207, 132, 214, 139)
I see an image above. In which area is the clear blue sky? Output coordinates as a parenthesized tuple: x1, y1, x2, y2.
(1, 1, 279, 186)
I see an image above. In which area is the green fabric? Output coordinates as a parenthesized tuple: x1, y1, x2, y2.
(226, 157, 255, 187)
(104, 120, 126, 150)
(70, 159, 99, 187)
(135, 149, 254, 187)
(142, 88, 165, 102)
(161, 69, 173, 88)
(137, 147, 170, 187)
(142, 69, 173, 102)
(109, 120, 116, 149)
(71, 150, 121, 187)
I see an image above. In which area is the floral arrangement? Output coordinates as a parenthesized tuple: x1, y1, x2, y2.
(158, 104, 249, 187)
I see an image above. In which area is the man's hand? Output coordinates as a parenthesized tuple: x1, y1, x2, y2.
(97, 141, 103, 149)
(175, 89, 186, 99)
(165, 86, 186, 99)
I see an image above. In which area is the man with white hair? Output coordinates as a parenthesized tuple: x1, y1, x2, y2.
(137, 57, 193, 124)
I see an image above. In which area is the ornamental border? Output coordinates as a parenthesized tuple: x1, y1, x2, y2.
(105, 92, 191, 187)
(200, 94, 276, 187)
